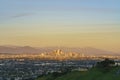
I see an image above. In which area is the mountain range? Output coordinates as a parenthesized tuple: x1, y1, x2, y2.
(0, 46, 119, 56)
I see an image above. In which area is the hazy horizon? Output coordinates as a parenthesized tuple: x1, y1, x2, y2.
(0, 0, 120, 53)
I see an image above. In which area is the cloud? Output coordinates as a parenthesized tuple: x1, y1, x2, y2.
(11, 13, 34, 18)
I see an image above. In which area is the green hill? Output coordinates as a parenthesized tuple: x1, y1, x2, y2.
(36, 67, 120, 80)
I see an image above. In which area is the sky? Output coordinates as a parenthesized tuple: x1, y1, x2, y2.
(0, 0, 120, 53)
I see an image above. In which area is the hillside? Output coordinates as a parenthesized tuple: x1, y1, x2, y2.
(36, 67, 120, 80)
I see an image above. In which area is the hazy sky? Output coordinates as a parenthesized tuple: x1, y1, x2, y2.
(0, 0, 120, 52)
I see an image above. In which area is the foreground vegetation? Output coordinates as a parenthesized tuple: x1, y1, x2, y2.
(36, 59, 120, 80)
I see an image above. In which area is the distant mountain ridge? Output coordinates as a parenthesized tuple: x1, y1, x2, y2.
(0, 46, 119, 56)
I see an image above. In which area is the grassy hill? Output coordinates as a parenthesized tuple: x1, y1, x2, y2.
(36, 67, 120, 80)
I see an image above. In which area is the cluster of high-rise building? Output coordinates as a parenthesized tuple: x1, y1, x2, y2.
(0, 49, 119, 60)
(0, 49, 84, 60)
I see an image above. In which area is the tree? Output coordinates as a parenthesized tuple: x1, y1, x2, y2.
(96, 58, 115, 72)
